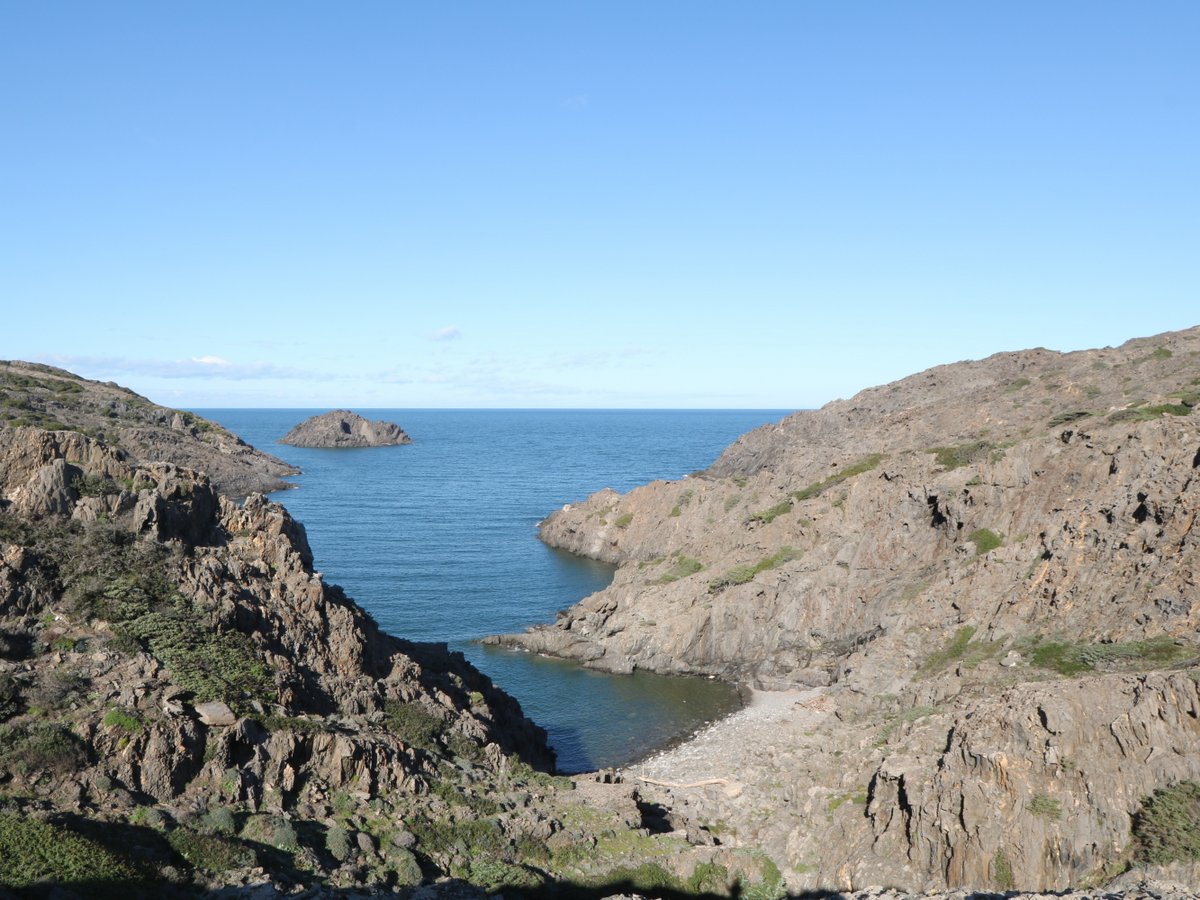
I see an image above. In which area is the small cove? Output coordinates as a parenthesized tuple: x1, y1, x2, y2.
(197, 409, 785, 772)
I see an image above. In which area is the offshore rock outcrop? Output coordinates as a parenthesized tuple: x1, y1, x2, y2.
(496, 326, 1200, 892)
(280, 410, 411, 448)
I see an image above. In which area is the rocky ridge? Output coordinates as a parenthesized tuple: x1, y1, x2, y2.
(0, 360, 298, 497)
(493, 326, 1200, 893)
(280, 410, 411, 448)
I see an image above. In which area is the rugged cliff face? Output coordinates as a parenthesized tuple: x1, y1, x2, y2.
(0, 361, 298, 496)
(495, 327, 1200, 891)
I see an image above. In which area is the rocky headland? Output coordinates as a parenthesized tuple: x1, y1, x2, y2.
(0, 361, 298, 497)
(0, 374, 790, 897)
(492, 326, 1200, 893)
(281, 410, 411, 448)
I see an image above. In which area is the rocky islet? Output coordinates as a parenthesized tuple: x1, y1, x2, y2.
(280, 409, 412, 448)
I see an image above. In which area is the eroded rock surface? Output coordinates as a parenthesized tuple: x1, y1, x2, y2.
(0, 360, 298, 496)
(493, 326, 1200, 892)
(280, 409, 411, 448)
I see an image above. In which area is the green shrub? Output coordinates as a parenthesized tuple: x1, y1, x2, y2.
(992, 849, 1015, 889)
(920, 626, 978, 674)
(383, 701, 443, 753)
(0, 812, 142, 889)
(1109, 403, 1193, 422)
(1029, 635, 1196, 676)
(1048, 410, 1092, 427)
(746, 500, 793, 525)
(103, 708, 143, 733)
(792, 454, 884, 501)
(1133, 781, 1200, 864)
(71, 473, 118, 497)
(614, 513, 633, 528)
(167, 827, 255, 872)
(1006, 377, 1031, 391)
(968, 528, 1004, 554)
(708, 547, 799, 593)
(326, 824, 354, 861)
(0, 722, 88, 775)
(1028, 794, 1062, 819)
(468, 859, 544, 892)
(687, 861, 730, 893)
(0, 674, 18, 721)
(927, 442, 994, 471)
(655, 555, 704, 584)
(740, 853, 786, 900)
(200, 806, 237, 836)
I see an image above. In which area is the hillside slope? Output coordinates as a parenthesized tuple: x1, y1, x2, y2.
(493, 326, 1200, 891)
(0, 361, 297, 496)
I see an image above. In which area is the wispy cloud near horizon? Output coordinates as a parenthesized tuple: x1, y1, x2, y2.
(37, 354, 315, 381)
(430, 325, 463, 342)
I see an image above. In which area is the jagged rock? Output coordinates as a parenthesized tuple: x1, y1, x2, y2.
(280, 410, 411, 448)
(0, 360, 298, 496)
(10, 458, 80, 517)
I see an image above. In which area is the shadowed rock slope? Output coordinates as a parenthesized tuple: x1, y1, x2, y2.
(494, 326, 1200, 892)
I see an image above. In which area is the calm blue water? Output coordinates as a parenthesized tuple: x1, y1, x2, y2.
(195, 409, 786, 772)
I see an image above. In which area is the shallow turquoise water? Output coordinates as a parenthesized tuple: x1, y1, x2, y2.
(196, 409, 785, 772)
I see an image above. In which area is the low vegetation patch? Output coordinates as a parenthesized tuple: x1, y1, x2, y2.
(0, 812, 143, 891)
(992, 849, 1016, 890)
(745, 500, 793, 526)
(1028, 794, 1063, 820)
(1025, 635, 1197, 676)
(708, 547, 799, 593)
(654, 555, 704, 584)
(918, 626, 1006, 675)
(1047, 409, 1092, 428)
(1109, 403, 1193, 423)
(0, 722, 88, 775)
(614, 513, 633, 528)
(167, 826, 255, 872)
(383, 701, 443, 753)
(102, 708, 143, 734)
(968, 528, 1004, 554)
(875, 706, 940, 746)
(927, 441, 998, 471)
(1133, 781, 1200, 864)
(792, 454, 883, 502)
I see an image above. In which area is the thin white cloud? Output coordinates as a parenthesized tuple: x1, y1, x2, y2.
(39, 354, 313, 381)
(562, 94, 590, 109)
(430, 325, 463, 342)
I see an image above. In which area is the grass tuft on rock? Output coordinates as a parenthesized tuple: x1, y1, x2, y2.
(708, 547, 799, 593)
(792, 454, 884, 502)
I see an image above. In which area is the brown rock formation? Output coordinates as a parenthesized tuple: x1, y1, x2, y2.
(491, 326, 1200, 891)
(0, 360, 298, 496)
(280, 410, 411, 448)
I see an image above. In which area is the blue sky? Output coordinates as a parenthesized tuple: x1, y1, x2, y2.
(2, 2, 1196, 409)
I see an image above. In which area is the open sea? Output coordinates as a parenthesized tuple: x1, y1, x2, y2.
(194, 409, 787, 773)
